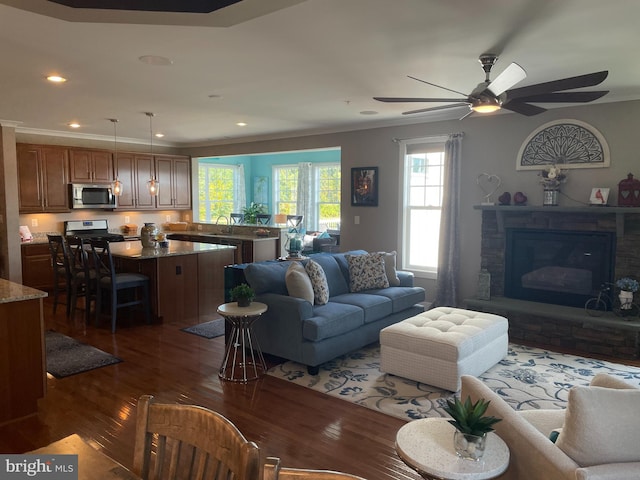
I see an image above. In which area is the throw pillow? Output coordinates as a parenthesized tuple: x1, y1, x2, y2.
(379, 251, 400, 286)
(555, 385, 640, 466)
(347, 252, 390, 292)
(305, 259, 329, 305)
(285, 262, 314, 303)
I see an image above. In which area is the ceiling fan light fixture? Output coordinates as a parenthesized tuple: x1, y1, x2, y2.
(471, 96, 502, 113)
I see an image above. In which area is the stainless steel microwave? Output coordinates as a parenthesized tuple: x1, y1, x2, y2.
(69, 183, 117, 209)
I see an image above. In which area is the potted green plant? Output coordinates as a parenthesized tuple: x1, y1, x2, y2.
(242, 202, 267, 224)
(230, 283, 255, 307)
(443, 396, 502, 461)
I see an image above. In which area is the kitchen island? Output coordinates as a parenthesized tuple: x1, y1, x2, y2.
(109, 240, 235, 325)
(0, 279, 47, 425)
(166, 231, 280, 264)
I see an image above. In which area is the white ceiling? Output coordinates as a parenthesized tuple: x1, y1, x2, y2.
(1, 0, 639, 147)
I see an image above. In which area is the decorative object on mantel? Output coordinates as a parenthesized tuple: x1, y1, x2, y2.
(589, 187, 610, 205)
(476, 173, 501, 205)
(498, 192, 511, 205)
(616, 277, 639, 312)
(517, 119, 610, 170)
(513, 191, 528, 206)
(539, 164, 567, 206)
(443, 396, 502, 461)
(617, 173, 640, 206)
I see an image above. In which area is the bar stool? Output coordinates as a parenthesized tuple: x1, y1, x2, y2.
(47, 234, 72, 316)
(66, 236, 97, 324)
(90, 239, 151, 333)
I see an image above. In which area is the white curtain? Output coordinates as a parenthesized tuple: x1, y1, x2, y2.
(435, 132, 464, 307)
(233, 164, 246, 213)
(296, 162, 316, 231)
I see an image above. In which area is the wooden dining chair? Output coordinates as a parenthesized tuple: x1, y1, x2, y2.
(47, 234, 72, 316)
(89, 239, 151, 333)
(66, 235, 96, 323)
(230, 213, 245, 224)
(263, 457, 368, 480)
(256, 214, 272, 225)
(286, 215, 303, 233)
(133, 395, 260, 480)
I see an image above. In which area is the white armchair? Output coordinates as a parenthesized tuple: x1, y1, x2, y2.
(461, 373, 640, 480)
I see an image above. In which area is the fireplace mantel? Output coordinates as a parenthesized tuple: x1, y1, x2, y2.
(473, 205, 640, 237)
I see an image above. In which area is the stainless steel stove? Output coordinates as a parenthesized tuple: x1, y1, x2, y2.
(64, 219, 125, 242)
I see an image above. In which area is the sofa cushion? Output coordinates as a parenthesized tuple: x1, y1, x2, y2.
(347, 252, 389, 292)
(286, 261, 314, 303)
(308, 255, 349, 297)
(380, 251, 400, 286)
(330, 293, 392, 323)
(305, 259, 329, 305)
(365, 286, 425, 313)
(556, 385, 640, 466)
(302, 303, 364, 341)
(244, 261, 289, 295)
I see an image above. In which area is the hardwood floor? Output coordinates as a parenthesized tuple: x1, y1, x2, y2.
(0, 297, 420, 480)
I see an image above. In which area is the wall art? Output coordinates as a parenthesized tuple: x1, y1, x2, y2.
(351, 167, 378, 206)
(516, 119, 610, 170)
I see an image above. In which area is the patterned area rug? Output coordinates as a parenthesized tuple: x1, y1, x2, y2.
(45, 331, 122, 378)
(181, 318, 225, 339)
(267, 343, 640, 421)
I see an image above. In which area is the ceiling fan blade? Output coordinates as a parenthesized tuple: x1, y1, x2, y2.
(486, 62, 527, 96)
(506, 71, 609, 100)
(501, 101, 547, 116)
(512, 91, 609, 103)
(374, 97, 468, 103)
(402, 103, 470, 115)
(407, 76, 469, 97)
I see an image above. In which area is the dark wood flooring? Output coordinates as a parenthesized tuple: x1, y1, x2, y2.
(2, 296, 639, 479)
(0, 297, 420, 480)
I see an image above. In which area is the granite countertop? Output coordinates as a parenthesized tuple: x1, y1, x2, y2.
(108, 240, 236, 259)
(167, 232, 278, 242)
(0, 278, 48, 304)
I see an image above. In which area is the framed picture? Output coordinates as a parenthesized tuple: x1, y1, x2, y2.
(253, 176, 268, 204)
(351, 167, 378, 206)
(589, 187, 610, 205)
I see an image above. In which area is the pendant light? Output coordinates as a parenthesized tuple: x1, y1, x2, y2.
(145, 112, 159, 196)
(109, 118, 123, 196)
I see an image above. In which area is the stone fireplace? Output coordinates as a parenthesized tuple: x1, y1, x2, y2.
(468, 205, 640, 359)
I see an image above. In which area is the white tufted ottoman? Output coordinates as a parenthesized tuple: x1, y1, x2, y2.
(379, 307, 508, 391)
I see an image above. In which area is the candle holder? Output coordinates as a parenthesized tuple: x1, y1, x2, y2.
(285, 232, 304, 259)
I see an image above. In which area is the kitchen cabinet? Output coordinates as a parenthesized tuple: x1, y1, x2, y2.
(156, 155, 191, 209)
(21, 243, 54, 291)
(114, 153, 156, 210)
(0, 279, 47, 425)
(69, 148, 113, 183)
(17, 144, 69, 213)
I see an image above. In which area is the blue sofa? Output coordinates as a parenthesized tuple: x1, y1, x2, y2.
(242, 250, 426, 374)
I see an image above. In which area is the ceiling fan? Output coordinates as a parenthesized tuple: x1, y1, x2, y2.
(374, 54, 609, 117)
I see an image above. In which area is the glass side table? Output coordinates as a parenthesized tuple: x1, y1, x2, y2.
(396, 418, 509, 480)
(217, 302, 268, 383)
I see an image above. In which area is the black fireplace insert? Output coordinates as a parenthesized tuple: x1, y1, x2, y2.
(504, 228, 616, 308)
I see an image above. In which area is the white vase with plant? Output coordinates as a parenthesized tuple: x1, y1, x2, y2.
(615, 277, 639, 310)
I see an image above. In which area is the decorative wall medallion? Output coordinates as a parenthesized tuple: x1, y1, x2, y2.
(516, 119, 610, 170)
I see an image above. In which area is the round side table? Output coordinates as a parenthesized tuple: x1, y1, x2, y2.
(217, 302, 268, 383)
(395, 418, 509, 480)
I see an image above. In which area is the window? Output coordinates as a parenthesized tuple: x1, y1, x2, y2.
(197, 164, 238, 222)
(401, 138, 446, 277)
(273, 163, 341, 231)
(273, 165, 298, 215)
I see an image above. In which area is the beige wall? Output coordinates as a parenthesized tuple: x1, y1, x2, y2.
(183, 99, 640, 303)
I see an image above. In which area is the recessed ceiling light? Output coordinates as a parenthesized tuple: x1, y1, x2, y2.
(360, 110, 379, 115)
(47, 75, 67, 83)
(138, 55, 173, 66)
(236, 122, 247, 127)
(155, 133, 164, 138)
(68, 122, 80, 128)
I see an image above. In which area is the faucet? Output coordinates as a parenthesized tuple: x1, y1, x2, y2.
(215, 215, 232, 234)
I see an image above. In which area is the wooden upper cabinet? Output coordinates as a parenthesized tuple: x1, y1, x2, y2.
(17, 144, 69, 213)
(114, 153, 156, 210)
(69, 149, 113, 183)
(155, 155, 191, 210)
